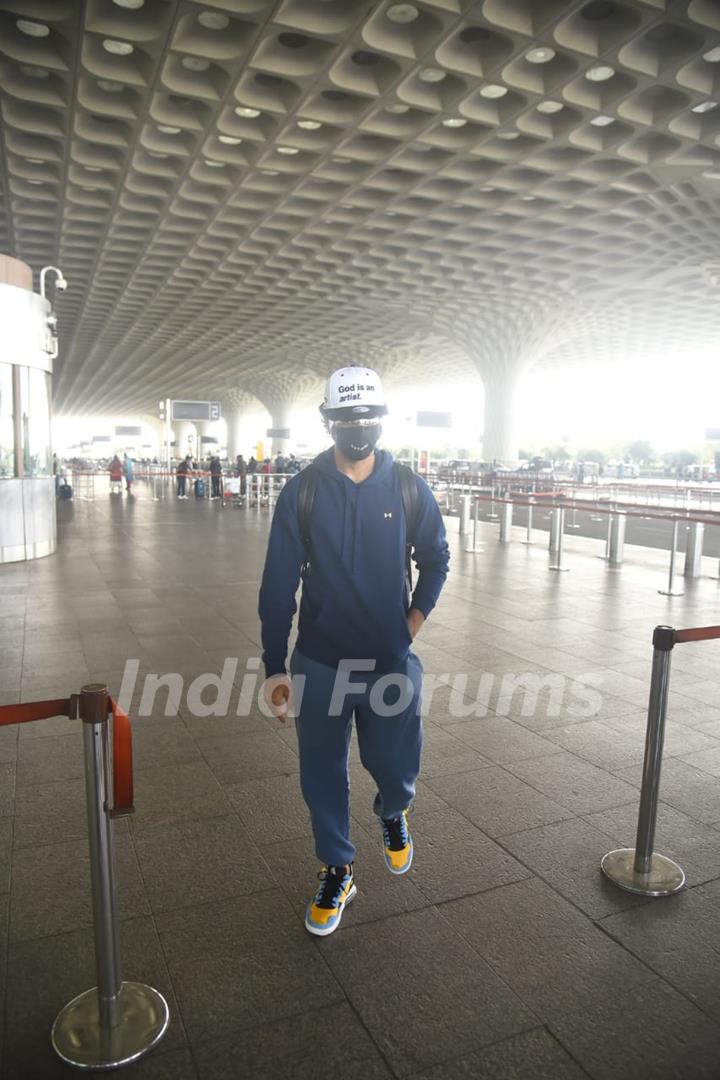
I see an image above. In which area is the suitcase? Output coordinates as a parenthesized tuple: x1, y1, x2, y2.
(194, 478, 205, 498)
(59, 483, 73, 499)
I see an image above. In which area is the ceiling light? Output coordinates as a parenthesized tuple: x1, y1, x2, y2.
(537, 100, 563, 114)
(148, 152, 168, 158)
(26, 157, 44, 164)
(387, 4, 419, 22)
(204, 159, 225, 167)
(331, 157, 351, 164)
(16, 19, 49, 37)
(590, 114, 615, 126)
(418, 67, 446, 83)
(341, 203, 354, 209)
(522, 195, 536, 200)
(703, 47, 720, 63)
(585, 65, 614, 81)
(702, 170, 720, 179)
(442, 117, 467, 128)
(261, 169, 278, 175)
(198, 11, 230, 29)
(102, 39, 134, 55)
(277, 146, 299, 154)
(98, 79, 124, 92)
(20, 65, 50, 78)
(218, 135, 242, 144)
(181, 56, 210, 71)
(480, 84, 507, 99)
(692, 101, 718, 113)
(112, 0, 144, 8)
(27, 179, 44, 185)
(235, 106, 260, 118)
(480, 185, 494, 192)
(386, 103, 409, 114)
(157, 124, 181, 134)
(85, 166, 102, 172)
(525, 47, 555, 64)
(298, 120, 322, 129)
(497, 131, 519, 140)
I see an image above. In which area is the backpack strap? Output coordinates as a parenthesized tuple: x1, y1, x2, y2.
(395, 462, 420, 608)
(297, 464, 318, 575)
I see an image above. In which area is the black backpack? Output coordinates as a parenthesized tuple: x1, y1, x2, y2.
(298, 462, 420, 604)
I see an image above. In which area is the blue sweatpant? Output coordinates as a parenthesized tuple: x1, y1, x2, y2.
(289, 648, 424, 867)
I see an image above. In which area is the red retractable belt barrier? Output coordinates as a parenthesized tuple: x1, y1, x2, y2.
(0, 694, 133, 816)
(674, 626, 720, 645)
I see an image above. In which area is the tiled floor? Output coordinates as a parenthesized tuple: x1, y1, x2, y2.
(2, 487, 720, 1078)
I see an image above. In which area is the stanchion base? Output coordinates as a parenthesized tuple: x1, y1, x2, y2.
(521, 540, 534, 545)
(52, 982, 169, 1070)
(600, 848, 685, 897)
(658, 589, 684, 597)
(548, 565, 569, 573)
(486, 514, 499, 521)
(465, 545, 485, 554)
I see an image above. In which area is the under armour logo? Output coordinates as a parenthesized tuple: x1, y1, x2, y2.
(384, 512, 393, 519)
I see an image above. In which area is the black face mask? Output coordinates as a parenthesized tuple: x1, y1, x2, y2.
(333, 424, 382, 461)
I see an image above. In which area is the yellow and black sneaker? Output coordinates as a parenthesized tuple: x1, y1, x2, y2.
(381, 809, 413, 875)
(304, 864, 356, 936)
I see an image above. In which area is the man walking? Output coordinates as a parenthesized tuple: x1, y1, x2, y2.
(258, 367, 449, 935)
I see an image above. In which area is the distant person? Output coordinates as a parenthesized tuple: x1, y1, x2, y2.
(109, 454, 123, 495)
(177, 455, 191, 499)
(123, 453, 133, 494)
(236, 454, 247, 495)
(275, 452, 286, 474)
(261, 458, 273, 474)
(247, 456, 257, 474)
(287, 453, 299, 474)
(210, 454, 222, 499)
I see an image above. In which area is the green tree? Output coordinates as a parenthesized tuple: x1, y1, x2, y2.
(543, 445, 572, 462)
(624, 440, 656, 464)
(662, 450, 698, 469)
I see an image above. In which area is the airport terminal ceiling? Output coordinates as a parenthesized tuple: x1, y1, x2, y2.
(0, 0, 719, 417)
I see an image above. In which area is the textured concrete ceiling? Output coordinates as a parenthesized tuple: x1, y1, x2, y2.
(0, 0, 719, 418)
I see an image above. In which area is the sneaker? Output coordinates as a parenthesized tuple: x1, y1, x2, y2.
(305, 865, 356, 936)
(381, 810, 413, 875)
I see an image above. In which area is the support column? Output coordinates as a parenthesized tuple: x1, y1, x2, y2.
(268, 402, 291, 456)
(481, 365, 522, 465)
(172, 422, 197, 460)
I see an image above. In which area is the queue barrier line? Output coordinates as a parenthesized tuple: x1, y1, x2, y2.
(0, 692, 134, 817)
(465, 491, 720, 529)
(0, 686, 166, 1067)
(601, 623, 720, 899)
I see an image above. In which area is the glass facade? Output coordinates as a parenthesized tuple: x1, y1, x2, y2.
(20, 366, 51, 477)
(0, 363, 12, 477)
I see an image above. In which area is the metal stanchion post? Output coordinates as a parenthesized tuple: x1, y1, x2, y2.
(499, 501, 513, 543)
(459, 494, 471, 537)
(522, 497, 534, 545)
(608, 512, 626, 568)
(684, 521, 704, 579)
(549, 507, 569, 572)
(659, 518, 684, 596)
(567, 491, 580, 530)
(601, 626, 685, 896)
(52, 685, 169, 1068)
(487, 485, 498, 520)
(465, 496, 484, 553)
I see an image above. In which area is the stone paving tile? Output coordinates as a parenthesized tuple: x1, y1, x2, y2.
(441, 877, 656, 1022)
(501, 817, 651, 921)
(226, 772, 314, 845)
(9, 831, 148, 942)
(198, 730, 300, 786)
(129, 760, 233, 832)
(320, 907, 536, 1077)
(614, 757, 720, 826)
(155, 891, 345, 1044)
(0, 762, 15, 817)
(543, 716, 719, 771)
(15, 731, 85, 787)
(0, 818, 11, 894)
(132, 814, 269, 913)
(406, 1026, 588, 1079)
(408, 807, 532, 904)
(442, 716, 561, 765)
(0, 726, 17, 764)
(424, 766, 573, 839)
(548, 980, 720, 1080)
(4, 916, 187, 1079)
(505, 750, 641, 816)
(193, 1002, 389, 1080)
(601, 878, 720, 1024)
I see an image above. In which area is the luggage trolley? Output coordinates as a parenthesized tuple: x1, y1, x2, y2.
(222, 476, 245, 508)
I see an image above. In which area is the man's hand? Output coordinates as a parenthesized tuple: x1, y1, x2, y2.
(407, 608, 426, 640)
(262, 674, 292, 722)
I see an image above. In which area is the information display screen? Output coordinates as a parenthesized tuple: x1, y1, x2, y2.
(171, 401, 221, 422)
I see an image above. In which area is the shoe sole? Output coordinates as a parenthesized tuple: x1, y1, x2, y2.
(384, 838, 413, 875)
(304, 883, 357, 936)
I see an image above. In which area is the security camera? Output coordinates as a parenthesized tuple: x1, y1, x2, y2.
(55, 275, 68, 292)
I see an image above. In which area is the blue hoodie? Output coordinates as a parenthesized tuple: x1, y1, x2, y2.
(258, 448, 450, 677)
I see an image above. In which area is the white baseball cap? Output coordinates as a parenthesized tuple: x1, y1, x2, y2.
(320, 366, 388, 421)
